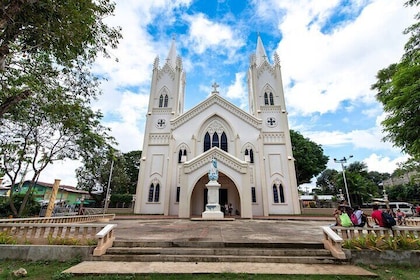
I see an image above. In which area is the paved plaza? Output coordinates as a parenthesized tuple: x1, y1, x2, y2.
(65, 216, 376, 276)
(110, 217, 333, 244)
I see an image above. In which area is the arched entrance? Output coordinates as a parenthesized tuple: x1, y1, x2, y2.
(190, 172, 240, 217)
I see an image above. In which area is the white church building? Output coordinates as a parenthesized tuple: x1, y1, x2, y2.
(134, 36, 301, 218)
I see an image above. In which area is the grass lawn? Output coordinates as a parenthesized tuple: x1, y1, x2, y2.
(0, 260, 419, 280)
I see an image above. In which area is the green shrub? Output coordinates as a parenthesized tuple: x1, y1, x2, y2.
(343, 233, 420, 251)
(0, 231, 17, 244)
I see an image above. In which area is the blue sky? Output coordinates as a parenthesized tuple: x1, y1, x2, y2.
(36, 0, 416, 187)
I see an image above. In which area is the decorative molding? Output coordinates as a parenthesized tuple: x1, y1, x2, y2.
(171, 94, 262, 129)
(260, 105, 282, 113)
(262, 132, 285, 144)
(152, 108, 172, 115)
(256, 60, 276, 79)
(157, 63, 175, 81)
(149, 133, 170, 145)
(183, 147, 248, 174)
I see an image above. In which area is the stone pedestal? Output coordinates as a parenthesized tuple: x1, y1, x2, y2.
(202, 180, 224, 219)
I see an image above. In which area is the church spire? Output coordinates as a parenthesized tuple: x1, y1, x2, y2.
(166, 37, 177, 69)
(255, 33, 268, 67)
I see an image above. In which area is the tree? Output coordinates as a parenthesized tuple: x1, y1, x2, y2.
(371, 0, 420, 158)
(0, 1, 121, 217)
(0, 0, 121, 117)
(315, 169, 340, 195)
(123, 151, 142, 194)
(290, 130, 329, 185)
(0, 86, 115, 216)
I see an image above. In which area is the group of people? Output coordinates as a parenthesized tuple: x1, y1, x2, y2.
(223, 203, 234, 216)
(333, 200, 407, 228)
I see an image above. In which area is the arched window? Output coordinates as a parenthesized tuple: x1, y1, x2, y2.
(204, 130, 228, 151)
(264, 92, 269, 105)
(158, 95, 163, 107)
(154, 184, 160, 202)
(221, 132, 228, 152)
(244, 148, 254, 163)
(178, 148, 187, 163)
(279, 184, 285, 203)
(212, 133, 219, 148)
(273, 184, 279, 203)
(148, 182, 161, 202)
(204, 132, 211, 152)
(164, 94, 168, 107)
(178, 150, 183, 163)
(269, 92, 274, 105)
(148, 184, 155, 202)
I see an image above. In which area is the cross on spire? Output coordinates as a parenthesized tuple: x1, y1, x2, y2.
(211, 82, 219, 94)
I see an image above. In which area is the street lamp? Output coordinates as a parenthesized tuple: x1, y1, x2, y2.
(334, 155, 353, 207)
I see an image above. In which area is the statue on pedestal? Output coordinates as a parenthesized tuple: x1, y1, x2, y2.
(208, 157, 218, 182)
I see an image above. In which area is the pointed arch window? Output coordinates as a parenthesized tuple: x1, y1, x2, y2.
(148, 182, 161, 202)
(178, 148, 187, 163)
(204, 132, 211, 152)
(154, 184, 160, 202)
(212, 133, 219, 148)
(204, 131, 228, 152)
(269, 92, 274, 105)
(178, 150, 183, 163)
(159, 95, 164, 107)
(273, 184, 279, 203)
(221, 132, 228, 152)
(164, 94, 168, 107)
(279, 184, 285, 203)
(264, 93, 269, 105)
(244, 148, 254, 163)
(148, 184, 154, 202)
(272, 183, 285, 203)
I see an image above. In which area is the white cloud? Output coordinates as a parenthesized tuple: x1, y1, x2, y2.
(184, 13, 244, 55)
(36, 160, 82, 187)
(269, 0, 415, 116)
(363, 153, 409, 174)
(225, 72, 248, 108)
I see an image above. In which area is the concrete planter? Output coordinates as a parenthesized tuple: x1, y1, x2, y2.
(348, 249, 420, 266)
(0, 245, 94, 261)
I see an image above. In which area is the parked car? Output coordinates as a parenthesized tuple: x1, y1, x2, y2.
(363, 201, 414, 217)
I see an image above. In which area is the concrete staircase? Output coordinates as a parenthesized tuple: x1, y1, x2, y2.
(92, 240, 349, 264)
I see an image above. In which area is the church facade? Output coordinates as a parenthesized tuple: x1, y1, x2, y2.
(134, 37, 301, 218)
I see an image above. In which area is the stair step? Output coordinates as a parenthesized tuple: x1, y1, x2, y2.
(113, 240, 325, 249)
(106, 247, 332, 257)
(94, 254, 346, 264)
(98, 239, 347, 265)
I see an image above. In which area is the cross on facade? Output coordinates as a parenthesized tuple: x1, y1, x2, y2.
(211, 82, 219, 94)
(267, 117, 276, 126)
(157, 119, 166, 127)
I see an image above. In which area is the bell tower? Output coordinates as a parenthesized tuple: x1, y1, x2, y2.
(247, 34, 301, 216)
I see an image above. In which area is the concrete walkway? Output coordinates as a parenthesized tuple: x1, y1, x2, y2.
(65, 261, 377, 276)
(64, 216, 376, 276)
